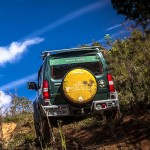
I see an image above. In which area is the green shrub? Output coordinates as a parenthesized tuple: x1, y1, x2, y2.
(107, 29, 150, 112)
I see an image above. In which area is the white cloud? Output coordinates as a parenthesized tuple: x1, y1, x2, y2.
(0, 73, 37, 91)
(106, 24, 122, 31)
(0, 37, 44, 66)
(0, 91, 12, 114)
(26, 0, 109, 38)
(0, 73, 37, 114)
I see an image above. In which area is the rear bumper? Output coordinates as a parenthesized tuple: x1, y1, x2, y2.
(40, 92, 119, 117)
(93, 92, 119, 112)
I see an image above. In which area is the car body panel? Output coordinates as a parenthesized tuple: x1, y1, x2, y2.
(28, 47, 120, 117)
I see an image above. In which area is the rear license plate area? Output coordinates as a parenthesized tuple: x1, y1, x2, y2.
(47, 107, 69, 116)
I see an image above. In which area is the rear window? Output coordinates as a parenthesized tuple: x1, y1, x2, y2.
(52, 62, 103, 79)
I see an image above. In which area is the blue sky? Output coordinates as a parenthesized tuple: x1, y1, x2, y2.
(0, 0, 129, 105)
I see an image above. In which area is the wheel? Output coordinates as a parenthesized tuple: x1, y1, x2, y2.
(104, 108, 122, 122)
(33, 102, 52, 148)
(42, 119, 51, 144)
(33, 113, 40, 137)
(63, 68, 97, 105)
(33, 102, 40, 137)
(39, 116, 51, 148)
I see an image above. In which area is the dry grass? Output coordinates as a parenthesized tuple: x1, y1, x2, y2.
(2, 112, 150, 150)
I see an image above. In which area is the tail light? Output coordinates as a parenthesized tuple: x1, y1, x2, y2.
(43, 80, 50, 99)
(107, 74, 115, 92)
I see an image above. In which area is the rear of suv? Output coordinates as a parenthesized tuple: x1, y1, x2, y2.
(28, 46, 120, 146)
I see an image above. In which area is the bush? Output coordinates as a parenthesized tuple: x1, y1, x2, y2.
(108, 29, 150, 112)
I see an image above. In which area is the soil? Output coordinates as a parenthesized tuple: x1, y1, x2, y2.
(53, 113, 150, 150)
(2, 123, 17, 148)
(2, 113, 150, 150)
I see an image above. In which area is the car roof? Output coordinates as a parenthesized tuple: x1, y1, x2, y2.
(41, 47, 101, 59)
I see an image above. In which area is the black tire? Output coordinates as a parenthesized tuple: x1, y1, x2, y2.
(33, 102, 51, 148)
(33, 113, 40, 137)
(39, 117, 51, 148)
(42, 119, 51, 144)
(104, 108, 122, 121)
(33, 102, 40, 137)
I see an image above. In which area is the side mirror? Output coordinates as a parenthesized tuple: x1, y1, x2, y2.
(27, 82, 37, 90)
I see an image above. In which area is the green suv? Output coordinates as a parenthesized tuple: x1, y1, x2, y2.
(28, 46, 120, 146)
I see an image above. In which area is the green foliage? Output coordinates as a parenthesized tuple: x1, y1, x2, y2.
(57, 120, 67, 150)
(75, 116, 101, 128)
(107, 29, 150, 111)
(9, 95, 33, 116)
(5, 113, 35, 149)
(104, 34, 114, 49)
(111, 0, 150, 35)
(3, 112, 33, 124)
(79, 40, 103, 49)
(3, 115, 20, 123)
(91, 40, 104, 49)
(24, 134, 34, 142)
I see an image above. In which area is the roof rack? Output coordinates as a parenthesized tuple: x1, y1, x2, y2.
(41, 46, 100, 60)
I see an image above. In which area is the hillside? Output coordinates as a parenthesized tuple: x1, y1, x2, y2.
(1, 30, 150, 150)
(2, 112, 150, 150)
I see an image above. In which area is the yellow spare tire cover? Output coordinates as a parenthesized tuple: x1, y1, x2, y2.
(63, 68, 97, 104)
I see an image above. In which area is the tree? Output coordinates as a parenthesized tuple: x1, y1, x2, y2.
(9, 95, 33, 116)
(79, 40, 104, 49)
(91, 40, 104, 49)
(107, 29, 150, 111)
(111, 0, 150, 35)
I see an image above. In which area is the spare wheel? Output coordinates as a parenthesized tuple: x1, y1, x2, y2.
(63, 68, 97, 105)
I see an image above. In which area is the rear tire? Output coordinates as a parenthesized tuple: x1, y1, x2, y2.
(104, 108, 122, 122)
(42, 119, 51, 145)
(33, 102, 40, 137)
(39, 116, 51, 148)
(33, 103, 51, 148)
(33, 113, 40, 137)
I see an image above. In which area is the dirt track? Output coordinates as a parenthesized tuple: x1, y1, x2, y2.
(2, 113, 150, 150)
(53, 114, 150, 150)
